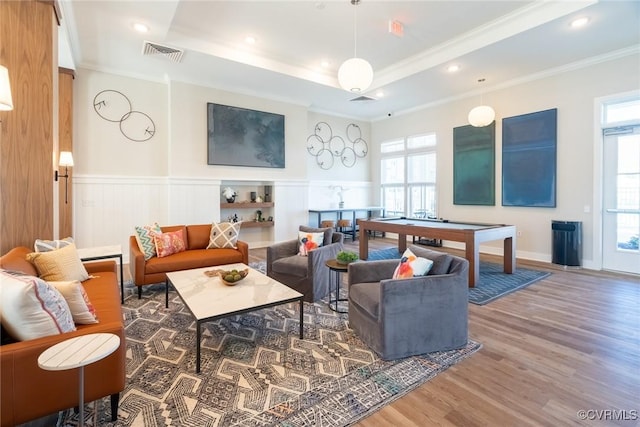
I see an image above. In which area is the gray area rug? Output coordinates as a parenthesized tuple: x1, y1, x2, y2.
(58, 278, 481, 426)
(367, 247, 551, 305)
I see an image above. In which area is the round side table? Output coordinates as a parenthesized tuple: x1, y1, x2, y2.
(325, 259, 349, 313)
(38, 333, 121, 426)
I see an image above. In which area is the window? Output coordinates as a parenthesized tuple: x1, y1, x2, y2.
(380, 133, 437, 218)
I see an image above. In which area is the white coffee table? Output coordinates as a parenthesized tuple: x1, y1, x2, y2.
(77, 245, 124, 304)
(166, 263, 304, 373)
(38, 333, 121, 426)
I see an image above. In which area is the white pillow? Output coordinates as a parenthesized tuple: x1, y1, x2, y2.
(26, 243, 89, 282)
(298, 231, 324, 256)
(207, 222, 242, 249)
(34, 237, 74, 252)
(392, 248, 434, 279)
(48, 280, 98, 324)
(0, 270, 76, 341)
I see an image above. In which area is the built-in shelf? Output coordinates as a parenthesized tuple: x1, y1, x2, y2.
(241, 221, 274, 228)
(220, 202, 274, 209)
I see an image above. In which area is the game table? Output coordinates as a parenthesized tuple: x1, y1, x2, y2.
(358, 217, 516, 287)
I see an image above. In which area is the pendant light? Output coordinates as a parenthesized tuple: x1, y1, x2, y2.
(338, 0, 373, 93)
(468, 78, 495, 127)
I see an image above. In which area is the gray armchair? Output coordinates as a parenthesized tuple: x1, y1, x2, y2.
(267, 226, 344, 302)
(347, 245, 469, 360)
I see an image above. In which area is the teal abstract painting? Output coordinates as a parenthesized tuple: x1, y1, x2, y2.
(453, 122, 496, 205)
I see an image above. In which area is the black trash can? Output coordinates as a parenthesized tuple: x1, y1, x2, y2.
(551, 220, 582, 267)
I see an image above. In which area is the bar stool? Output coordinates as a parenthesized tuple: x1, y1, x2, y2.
(337, 219, 353, 240)
(321, 220, 335, 229)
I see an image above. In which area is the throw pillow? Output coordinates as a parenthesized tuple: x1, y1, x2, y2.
(154, 229, 187, 258)
(392, 248, 434, 279)
(299, 225, 333, 246)
(408, 245, 454, 275)
(298, 231, 324, 256)
(34, 237, 74, 252)
(48, 280, 98, 324)
(207, 222, 241, 249)
(26, 243, 90, 282)
(0, 270, 76, 340)
(134, 222, 163, 260)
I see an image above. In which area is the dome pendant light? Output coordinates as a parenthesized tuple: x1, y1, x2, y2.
(468, 78, 495, 127)
(338, 0, 373, 93)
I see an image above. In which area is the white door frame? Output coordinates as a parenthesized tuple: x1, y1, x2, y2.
(592, 89, 640, 272)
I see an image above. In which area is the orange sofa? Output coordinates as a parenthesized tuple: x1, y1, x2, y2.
(129, 224, 249, 305)
(0, 247, 126, 427)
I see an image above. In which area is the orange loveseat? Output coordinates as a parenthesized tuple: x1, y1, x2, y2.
(129, 224, 249, 306)
(0, 247, 126, 427)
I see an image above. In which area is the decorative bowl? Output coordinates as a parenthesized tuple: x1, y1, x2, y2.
(212, 268, 249, 286)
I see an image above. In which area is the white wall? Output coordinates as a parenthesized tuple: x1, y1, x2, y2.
(71, 69, 375, 259)
(71, 52, 638, 268)
(371, 53, 640, 268)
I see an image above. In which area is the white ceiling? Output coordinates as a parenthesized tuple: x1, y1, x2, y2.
(58, 0, 640, 121)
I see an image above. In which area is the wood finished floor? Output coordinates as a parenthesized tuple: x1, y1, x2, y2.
(253, 238, 640, 427)
(26, 239, 636, 427)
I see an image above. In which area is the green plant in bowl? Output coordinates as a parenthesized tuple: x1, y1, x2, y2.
(336, 250, 359, 265)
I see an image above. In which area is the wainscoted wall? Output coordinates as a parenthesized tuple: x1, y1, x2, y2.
(73, 175, 374, 263)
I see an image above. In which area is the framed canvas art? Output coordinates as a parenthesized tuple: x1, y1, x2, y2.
(502, 108, 557, 207)
(453, 122, 496, 205)
(207, 103, 285, 168)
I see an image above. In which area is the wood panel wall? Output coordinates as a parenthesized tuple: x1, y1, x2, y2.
(0, 0, 58, 254)
(59, 68, 74, 238)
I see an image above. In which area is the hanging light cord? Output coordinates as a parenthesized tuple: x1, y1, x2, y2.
(478, 78, 486, 104)
(352, 0, 360, 58)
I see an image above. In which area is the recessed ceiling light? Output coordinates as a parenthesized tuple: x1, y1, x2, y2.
(245, 35, 256, 45)
(570, 17, 589, 28)
(321, 60, 330, 68)
(447, 64, 460, 73)
(133, 23, 149, 33)
(376, 90, 384, 98)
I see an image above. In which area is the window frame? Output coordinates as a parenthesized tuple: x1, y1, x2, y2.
(380, 133, 437, 218)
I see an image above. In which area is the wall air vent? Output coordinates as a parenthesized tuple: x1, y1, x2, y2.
(142, 41, 184, 63)
(350, 95, 376, 102)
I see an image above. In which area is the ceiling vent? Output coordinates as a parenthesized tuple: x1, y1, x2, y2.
(142, 41, 184, 63)
(350, 95, 376, 102)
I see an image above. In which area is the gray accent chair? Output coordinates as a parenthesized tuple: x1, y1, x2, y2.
(348, 245, 469, 360)
(267, 226, 344, 303)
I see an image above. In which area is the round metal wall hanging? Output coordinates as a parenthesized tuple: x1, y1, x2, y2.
(307, 122, 368, 169)
(93, 89, 156, 142)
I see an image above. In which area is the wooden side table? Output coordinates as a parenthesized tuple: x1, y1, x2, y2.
(38, 333, 121, 426)
(77, 245, 124, 303)
(325, 259, 349, 313)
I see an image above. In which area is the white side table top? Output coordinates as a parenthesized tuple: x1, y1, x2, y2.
(77, 245, 122, 260)
(38, 333, 121, 371)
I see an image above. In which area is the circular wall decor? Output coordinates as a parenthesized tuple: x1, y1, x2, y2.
(307, 122, 368, 169)
(93, 89, 156, 142)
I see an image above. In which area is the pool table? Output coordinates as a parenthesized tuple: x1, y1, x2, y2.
(358, 217, 516, 287)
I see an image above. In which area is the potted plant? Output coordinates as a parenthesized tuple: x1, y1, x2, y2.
(336, 250, 359, 265)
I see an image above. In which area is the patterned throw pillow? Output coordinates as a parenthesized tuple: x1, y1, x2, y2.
(0, 270, 76, 340)
(48, 280, 98, 324)
(134, 223, 162, 260)
(207, 222, 241, 249)
(154, 229, 187, 258)
(297, 231, 324, 256)
(392, 248, 434, 279)
(26, 243, 90, 282)
(34, 237, 74, 252)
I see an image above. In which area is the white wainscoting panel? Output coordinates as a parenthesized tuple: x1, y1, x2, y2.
(73, 175, 169, 264)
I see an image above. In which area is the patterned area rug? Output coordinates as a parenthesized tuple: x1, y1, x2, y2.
(367, 247, 551, 305)
(58, 278, 481, 427)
